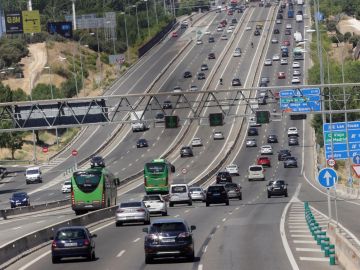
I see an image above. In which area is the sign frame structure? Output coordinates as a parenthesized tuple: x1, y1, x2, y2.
(22, 10, 41, 33)
(323, 121, 360, 160)
(280, 88, 321, 113)
(318, 168, 338, 188)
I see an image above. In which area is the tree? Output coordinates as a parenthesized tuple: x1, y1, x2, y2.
(32, 83, 62, 100)
(344, 32, 352, 42)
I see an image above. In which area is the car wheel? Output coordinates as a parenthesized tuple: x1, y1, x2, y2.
(26, 181, 30, 185)
(188, 200, 192, 206)
(169, 202, 174, 207)
(115, 222, 122, 227)
(239, 194, 242, 200)
(188, 251, 195, 262)
(145, 255, 153, 264)
(145, 219, 151, 225)
(52, 257, 60, 264)
(162, 211, 167, 216)
(285, 193, 288, 197)
(226, 201, 229, 206)
(267, 193, 271, 198)
(206, 202, 210, 207)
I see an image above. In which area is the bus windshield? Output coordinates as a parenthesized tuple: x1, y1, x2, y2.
(74, 172, 101, 193)
(145, 163, 166, 174)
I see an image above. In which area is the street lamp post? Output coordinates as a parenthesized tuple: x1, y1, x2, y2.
(132, 5, 140, 39)
(154, 0, 158, 25)
(144, 0, 151, 37)
(121, 12, 130, 62)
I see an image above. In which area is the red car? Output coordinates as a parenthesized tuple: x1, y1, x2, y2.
(228, 10, 233, 15)
(172, 31, 178, 38)
(282, 40, 290, 46)
(278, 72, 286, 79)
(274, 92, 280, 100)
(257, 156, 271, 167)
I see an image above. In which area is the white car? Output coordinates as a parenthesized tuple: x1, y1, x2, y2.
(286, 24, 292, 29)
(293, 70, 301, 76)
(173, 86, 182, 93)
(142, 194, 167, 216)
(246, 26, 252, 31)
(221, 34, 228, 40)
(217, 27, 223, 32)
(189, 85, 198, 91)
(280, 58, 288, 65)
(260, 145, 273, 155)
(272, 54, 280, 61)
(288, 127, 299, 136)
(205, 30, 211, 35)
(276, 19, 282, 24)
(196, 39, 203, 45)
(264, 59, 272, 66)
(246, 138, 257, 147)
(271, 38, 278, 43)
(249, 116, 261, 127)
(191, 137, 203, 147)
(61, 180, 71, 193)
(291, 76, 301, 84)
(225, 164, 240, 176)
(213, 131, 224, 140)
(248, 165, 265, 181)
(292, 62, 300, 68)
(233, 48, 241, 57)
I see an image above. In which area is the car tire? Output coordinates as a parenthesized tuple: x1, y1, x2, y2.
(285, 193, 288, 197)
(188, 201, 192, 206)
(206, 202, 210, 207)
(145, 219, 151, 225)
(239, 194, 242, 200)
(26, 181, 30, 185)
(188, 251, 195, 262)
(267, 193, 271, 198)
(52, 257, 60, 264)
(115, 222, 122, 227)
(226, 201, 229, 206)
(169, 202, 174, 207)
(145, 255, 153, 264)
(162, 211, 167, 216)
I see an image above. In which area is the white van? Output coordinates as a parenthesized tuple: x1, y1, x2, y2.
(169, 184, 192, 207)
(25, 167, 42, 184)
(248, 165, 265, 181)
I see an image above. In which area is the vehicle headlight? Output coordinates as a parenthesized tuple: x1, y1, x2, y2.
(10, 199, 14, 202)
(283, 185, 287, 189)
(267, 187, 272, 191)
(22, 198, 27, 201)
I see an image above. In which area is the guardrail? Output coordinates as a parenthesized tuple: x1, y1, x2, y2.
(0, 206, 117, 268)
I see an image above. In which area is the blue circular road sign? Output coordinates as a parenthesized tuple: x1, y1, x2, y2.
(318, 168, 337, 188)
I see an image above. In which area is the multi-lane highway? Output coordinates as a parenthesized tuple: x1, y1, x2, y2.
(2, 1, 360, 270)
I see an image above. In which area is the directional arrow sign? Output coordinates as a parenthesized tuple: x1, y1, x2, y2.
(353, 155, 360, 165)
(318, 168, 337, 188)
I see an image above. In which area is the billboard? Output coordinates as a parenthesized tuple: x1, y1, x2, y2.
(5, 12, 23, 34)
(47, 22, 72, 38)
(5, 10, 41, 34)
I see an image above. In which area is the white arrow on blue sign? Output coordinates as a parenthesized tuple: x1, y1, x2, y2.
(318, 168, 337, 188)
(353, 155, 360, 165)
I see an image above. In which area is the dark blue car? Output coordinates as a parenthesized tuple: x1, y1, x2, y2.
(10, 192, 30, 208)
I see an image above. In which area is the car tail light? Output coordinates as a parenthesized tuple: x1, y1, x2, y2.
(83, 239, 90, 246)
(178, 232, 190, 238)
(116, 208, 125, 213)
(137, 208, 145, 212)
(51, 240, 57, 248)
(235, 188, 240, 192)
(102, 193, 105, 207)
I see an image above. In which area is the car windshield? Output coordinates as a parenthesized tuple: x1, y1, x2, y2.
(171, 186, 187, 193)
(120, 202, 142, 208)
(26, 169, 39, 175)
(64, 181, 71, 186)
(190, 187, 202, 192)
(273, 181, 285, 186)
(143, 195, 161, 201)
(13, 192, 26, 198)
(149, 222, 187, 233)
(56, 228, 86, 240)
(74, 171, 101, 193)
(250, 166, 262, 171)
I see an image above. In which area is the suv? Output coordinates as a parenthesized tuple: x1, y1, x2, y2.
(169, 184, 192, 207)
(267, 180, 288, 198)
(287, 127, 298, 136)
(278, 149, 291, 161)
(224, 183, 242, 200)
(90, 156, 105, 168)
(180, 146, 193, 157)
(284, 156, 298, 168)
(206, 185, 229, 206)
(25, 167, 42, 184)
(248, 165, 265, 181)
(143, 218, 196, 263)
(216, 171, 232, 184)
(10, 192, 30, 208)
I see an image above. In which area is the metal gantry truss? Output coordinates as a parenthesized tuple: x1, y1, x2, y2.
(1, 83, 360, 132)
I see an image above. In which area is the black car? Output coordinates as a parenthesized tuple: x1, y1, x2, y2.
(208, 53, 215, 59)
(201, 64, 208, 71)
(259, 82, 268, 87)
(137, 138, 149, 148)
(51, 226, 97, 263)
(267, 135, 278, 143)
(254, 30, 260, 36)
(231, 18, 237, 24)
(197, 72, 206, 80)
(208, 36, 215, 43)
(297, 10, 303, 15)
(231, 78, 241, 86)
(277, 14, 283, 19)
(278, 149, 291, 161)
(206, 185, 229, 206)
(162, 100, 172, 109)
(273, 29, 280, 34)
(143, 218, 196, 263)
(90, 156, 105, 168)
(284, 156, 298, 168)
(278, 8, 283, 13)
(180, 146, 193, 157)
(267, 180, 288, 198)
(288, 136, 299, 146)
(183, 71, 192, 78)
(285, 29, 291, 35)
(248, 127, 258, 136)
(0, 167, 7, 179)
(216, 171, 232, 184)
(224, 183, 242, 200)
(10, 192, 30, 208)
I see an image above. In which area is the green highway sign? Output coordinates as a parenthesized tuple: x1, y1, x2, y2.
(324, 132, 346, 143)
(256, 110, 270, 124)
(165, 115, 179, 128)
(209, 113, 224, 126)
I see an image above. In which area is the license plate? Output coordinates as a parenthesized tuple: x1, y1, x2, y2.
(64, 242, 77, 247)
(162, 239, 175, 243)
(213, 193, 220, 196)
(274, 188, 280, 190)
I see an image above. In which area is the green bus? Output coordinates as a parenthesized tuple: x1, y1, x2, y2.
(144, 159, 175, 194)
(71, 167, 118, 215)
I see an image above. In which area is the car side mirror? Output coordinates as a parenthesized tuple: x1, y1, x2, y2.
(142, 227, 149, 233)
(91, 234, 97, 238)
(190, 225, 196, 231)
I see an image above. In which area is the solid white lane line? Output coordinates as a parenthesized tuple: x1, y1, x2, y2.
(133, 237, 141, 243)
(116, 250, 126, 257)
(222, 218, 226, 222)
(296, 248, 322, 252)
(293, 240, 317, 244)
(290, 230, 309, 233)
(299, 257, 329, 262)
(203, 245, 208, 253)
(198, 264, 203, 270)
(18, 251, 50, 270)
(290, 235, 313, 238)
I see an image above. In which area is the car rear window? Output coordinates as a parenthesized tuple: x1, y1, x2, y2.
(56, 228, 86, 240)
(225, 183, 237, 189)
(120, 202, 142, 208)
(190, 187, 202, 192)
(171, 186, 187, 193)
(250, 166, 262, 171)
(143, 195, 161, 201)
(150, 222, 187, 233)
(208, 186, 224, 192)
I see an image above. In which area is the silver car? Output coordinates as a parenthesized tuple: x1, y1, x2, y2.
(246, 138, 257, 147)
(143, 195, 167, 216)
(115, 201, 150, 226)
(213, 131, 225, 140)
(189, 187, 206, 201)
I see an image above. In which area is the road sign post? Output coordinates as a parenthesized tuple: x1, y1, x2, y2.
(72, 149, 78, 170)
(181, 168, 187, 183)
(318, 168, 338, 222)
